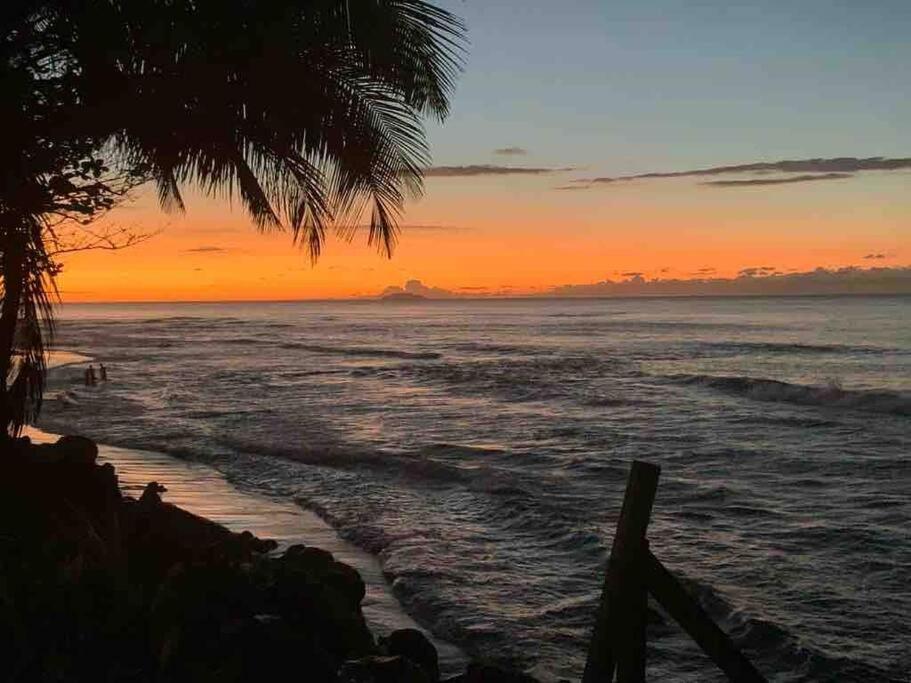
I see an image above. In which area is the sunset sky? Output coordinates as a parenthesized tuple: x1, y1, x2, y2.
(58, 0, 910, 301)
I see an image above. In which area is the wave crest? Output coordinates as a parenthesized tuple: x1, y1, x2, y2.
(674, 374, 910, 416)
(279, 342, 441, 360)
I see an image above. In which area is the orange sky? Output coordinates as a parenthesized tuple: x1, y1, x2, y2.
(55, 171, 909, 302)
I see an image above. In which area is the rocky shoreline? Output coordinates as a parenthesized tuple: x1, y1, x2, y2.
(0, 435, 536, 682)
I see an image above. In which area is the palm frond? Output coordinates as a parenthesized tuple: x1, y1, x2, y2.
(0, 0, 466, 434)
(4, 217, 56, 435)
(91, 0, 465, 258)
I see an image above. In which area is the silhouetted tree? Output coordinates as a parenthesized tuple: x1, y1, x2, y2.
(0, 2, 151, 432)
(0, 0, 465, 436)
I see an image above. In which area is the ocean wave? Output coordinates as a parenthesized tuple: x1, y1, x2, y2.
(396, 355, 642, 404)
(220, 336, 272, 346)
(445, 341, 540, 355)
(692, 340, 903, 356)
(279, 342, 441, 360)
(673, 374, 911, 416)
(728, 414, 844, 429)
(582, 395, 652, 408)
(543, 319, 770, 334)
(545, 312, 610, 319)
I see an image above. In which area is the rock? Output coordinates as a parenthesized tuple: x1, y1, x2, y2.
(30, 442, 66, 463)
(278, 545, 367, 608)
(382, 629, 439, 682)
(450, 664, 539, 683)
(6, 435, 32, 460)
(139, 481, 167, 505)
(55, 435, 98, 465)
(239, 529, 278, 554)
(0, 437, 385, 682)
(22, 434, 98, 466)
(262, 544, 374, 661)
(285, 543, 334, 564)
(340, 655, 430, 683)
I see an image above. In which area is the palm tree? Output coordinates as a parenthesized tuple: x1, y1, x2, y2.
(0, 0, 465, 436)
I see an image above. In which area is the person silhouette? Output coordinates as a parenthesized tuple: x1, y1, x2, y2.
(100, 363, 108, 381)
(87, 365, 97, 386)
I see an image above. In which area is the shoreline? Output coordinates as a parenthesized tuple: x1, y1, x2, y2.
(24, 426, 469, 678)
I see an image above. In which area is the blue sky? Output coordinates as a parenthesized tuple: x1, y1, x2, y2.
(429, 0, 911, 172)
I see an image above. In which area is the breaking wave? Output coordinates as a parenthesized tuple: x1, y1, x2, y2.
(279, 342, 441, 360)
(672, 374, 911, 416)
(692, 340, 904, 356)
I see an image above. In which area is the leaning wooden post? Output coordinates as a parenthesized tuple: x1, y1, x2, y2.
(583, 461, 661, 683)
(644, 551, 766, 683)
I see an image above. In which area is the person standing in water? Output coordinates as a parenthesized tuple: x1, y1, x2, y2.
(99, 363, 108, 381)
(86, 365, 97, 386)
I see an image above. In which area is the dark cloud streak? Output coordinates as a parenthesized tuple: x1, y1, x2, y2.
(494, 146, 528, 156)
(376, 266, 911, 299)
(547, 266, 911, 297)
(570, 156, 911, 189)
(426, 165, 569, 177)
(702, 173, 851, 187)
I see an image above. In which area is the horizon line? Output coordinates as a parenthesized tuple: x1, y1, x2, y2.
(55, 291, 911, 305)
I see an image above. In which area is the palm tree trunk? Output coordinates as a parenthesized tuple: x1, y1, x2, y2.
(0, 229, 26, 437)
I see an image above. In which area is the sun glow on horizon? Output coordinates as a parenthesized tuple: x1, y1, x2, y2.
(54, 171, 909, 302)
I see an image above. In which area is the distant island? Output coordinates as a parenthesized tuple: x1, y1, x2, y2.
(375, 267, 911, 300)
(380, 292, 428, 302)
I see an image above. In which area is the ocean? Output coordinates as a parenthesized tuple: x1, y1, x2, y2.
(38, 295, 910, 681)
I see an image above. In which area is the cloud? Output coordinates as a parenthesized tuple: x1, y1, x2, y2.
(380, 279, 458, 299)
(494, 147, 528, 156)
(863, 253, 886, 260)
(397, 224, 471, 232)
(425, 165, 569, 177)
(702, 173, 851, 187)
(341, 224, 470, 235)
(184, 246, 228, 253)
(738, 266, 778, 277)
(379, 281, 512, 299)
(570, 156, 911, 189)
(545, 266, 911, 297)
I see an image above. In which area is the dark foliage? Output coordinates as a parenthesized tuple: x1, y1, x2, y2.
(0, 0, 465, 435)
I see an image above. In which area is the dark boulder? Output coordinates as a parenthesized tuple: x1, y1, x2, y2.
(139, 481, 167, 505)
(382, 629, 440, 682)
(261, 544, 374, 661)
(446, 663, 539, 683)
(340, 655, 430, 683)
(55, 434, 99, 465)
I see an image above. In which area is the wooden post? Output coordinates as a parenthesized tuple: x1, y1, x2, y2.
(583, 461, 661, 683)
(644, 551, 767, 683)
